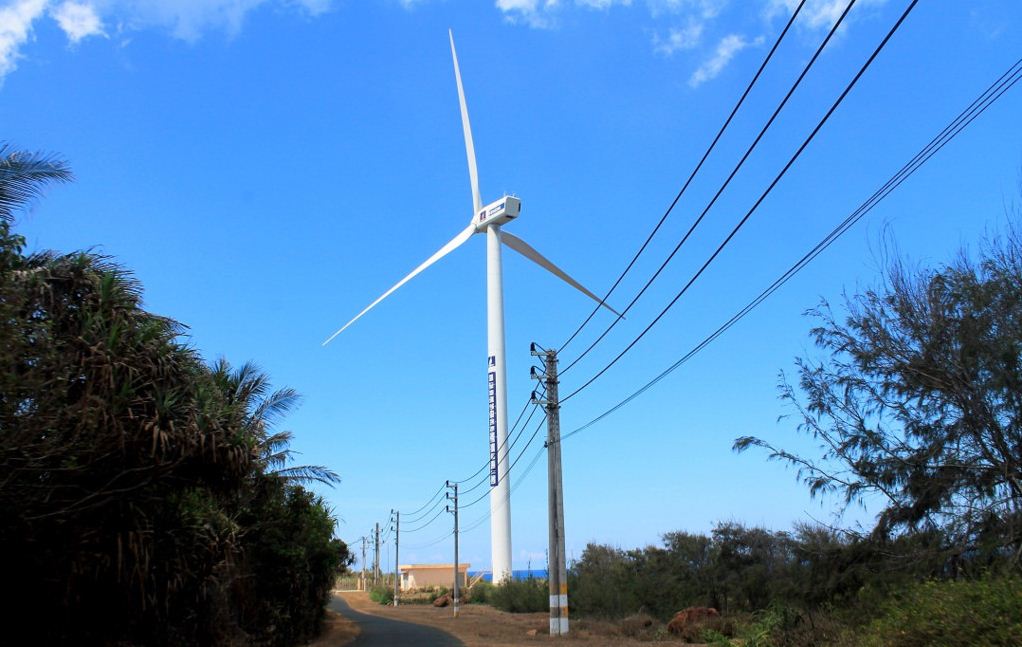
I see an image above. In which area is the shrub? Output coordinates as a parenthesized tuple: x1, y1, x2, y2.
(620, 612, 655, 637)
(369, 585, 394, 606)
(568, 544, 644, 618)
(468, 580, 495, 604)
(488, 577, 548, 613)
(698, 607, 833, 647)
(856, 576, 1022, 647)
(701, 628, 736, 647)
(671, 612, 736, 644)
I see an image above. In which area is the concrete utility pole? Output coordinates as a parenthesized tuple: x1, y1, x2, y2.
(392, 510, 400, 606)
(374, 522, 380, 585)
(446, 481, 460, 618)
(532, 343, 569, 636)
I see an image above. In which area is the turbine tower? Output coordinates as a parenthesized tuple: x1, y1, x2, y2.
(324, 31, 618, 583)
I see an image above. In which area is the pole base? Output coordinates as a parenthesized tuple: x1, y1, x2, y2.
(549, 617, 569, 636)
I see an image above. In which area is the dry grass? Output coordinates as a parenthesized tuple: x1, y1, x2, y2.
(339, 591, 707, 646)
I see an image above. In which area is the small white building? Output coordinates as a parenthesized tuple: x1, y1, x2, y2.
(399, 563, 471, 591)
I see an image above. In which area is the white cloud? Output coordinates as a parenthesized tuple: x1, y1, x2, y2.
(800, 0, 847, 30)
(648, 0, 727, 19)
(0, 0, 337, 84)
(646, 0, 725, 59)
(495, 0, 559, 29)
(688, 32, 761, 87)
(0, 0, 888, 86)
(0, 0, 47, 82)
(766, 0, 888, 32)
(84, 1, 334, 42)
(51, 2, 105, 43)
(297, 0, 332, 15)
(495, 0, 632, 29)
(653, 19, 703, 55)
(97, 1, 268, 41)
(576, 0, 632, 8)
(496, 0, 546, 12)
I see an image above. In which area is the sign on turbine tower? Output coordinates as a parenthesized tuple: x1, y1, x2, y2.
(323, 30, 620, 583)
(488, 355, 498, 487)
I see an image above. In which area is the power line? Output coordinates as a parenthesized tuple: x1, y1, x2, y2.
(558, 0, 809, 355)
(401, 506, 447, 534)
(458, 402, 541, 496)
(459, 444, 547, 536)
(453, 397, 535, 484)
(562, 0, 920, 404)
(560, 0, 852, 374)
(400, 497, 445, 525)
(398, 399, 537, 521)
(395, 404, 543, 533)
(462, 412, 548, 509)
(399, 488, 447, 525)
(404, 530, 455, 551)
(400, 483, 445, 518)
(384, 405, 549, 548)
(554, 53, 1022, 445)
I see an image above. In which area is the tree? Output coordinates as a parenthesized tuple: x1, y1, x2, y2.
(0, 144, 72, 222)
(0, 145, 350, 645)
(0, 144, 71, 275)
(207, 358, 341, 485)
(735, 226, 1022, 571)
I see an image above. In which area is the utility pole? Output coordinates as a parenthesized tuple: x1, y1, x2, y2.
(360, 536, 368, 591)
(374, 522, 380, 586)
(532, 343, 569, 636)
(446, 480, 460, 618)
(391, 510, 400, 606)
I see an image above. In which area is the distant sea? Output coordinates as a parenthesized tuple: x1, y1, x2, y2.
(469, 569, 548, 582)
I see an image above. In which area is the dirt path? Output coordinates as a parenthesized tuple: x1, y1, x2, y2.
(336, 591, 692, 646)
(329, 594, 464, 647)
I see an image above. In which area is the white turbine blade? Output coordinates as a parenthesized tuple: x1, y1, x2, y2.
(323, 224, 476, 346)
(449, 29, 482, 215)
(502, 232, 623, 319)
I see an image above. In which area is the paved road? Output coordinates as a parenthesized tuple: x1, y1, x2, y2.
(328, 596, 465, 647)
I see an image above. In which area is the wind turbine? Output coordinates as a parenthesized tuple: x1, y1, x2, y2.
(324, 31, 619, 583)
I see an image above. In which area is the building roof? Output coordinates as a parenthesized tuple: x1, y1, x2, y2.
(399, 563, 471, 570)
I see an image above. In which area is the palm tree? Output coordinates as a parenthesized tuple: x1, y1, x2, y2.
(0, 143, 72, 221)
(208, 358, 341, 486)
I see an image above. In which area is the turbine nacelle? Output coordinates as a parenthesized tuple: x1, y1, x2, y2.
(475, 195, 521, 231)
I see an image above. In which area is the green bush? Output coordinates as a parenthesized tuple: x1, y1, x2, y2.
(369, 585, 394, 606)
(488, 577, 548, 613)
(696, 607, 834, 647)
(701, 628, 736, 647)
(468, 580, 494, 604)
(856, 576, 1022, 647)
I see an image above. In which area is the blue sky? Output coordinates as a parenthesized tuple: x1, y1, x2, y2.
(3, 0, 1021, 573)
